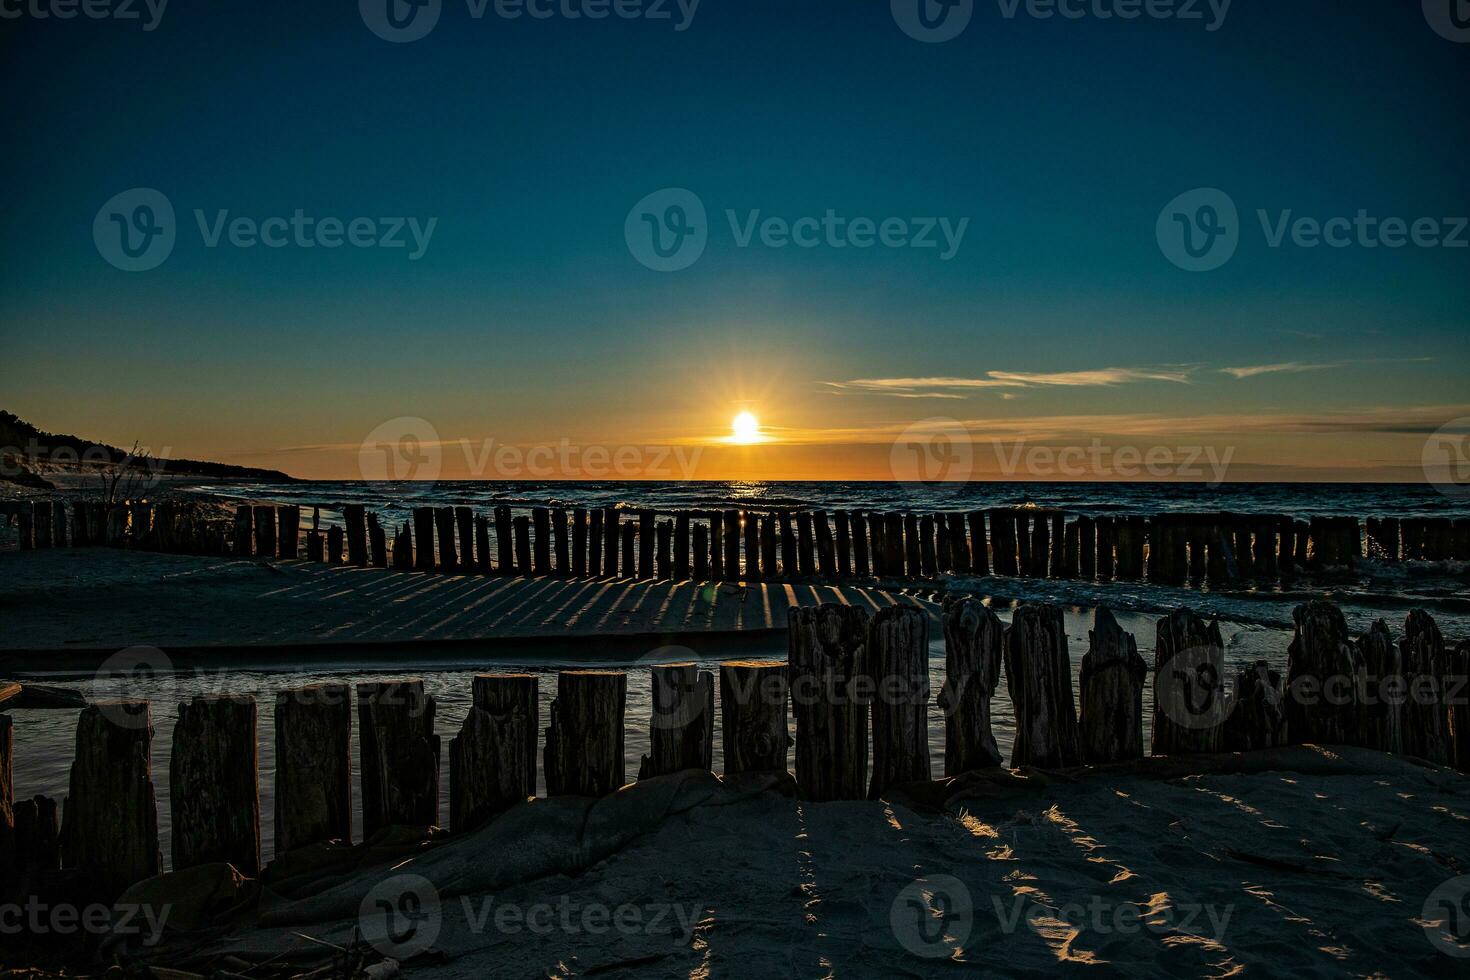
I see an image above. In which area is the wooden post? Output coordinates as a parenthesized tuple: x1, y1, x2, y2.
(344, 504, 368, 566)
(170, 695, 260, 875)
(450, 674, 538, 832)
(1286, 600, 1365, 746)
(413, 507, 435, 571)
(621, 520, 637, 578)
(868, 605, 930, 796)
(51, 499, 68, 547)
(639, 510, 656, 579)
(589, 508, 605, 576)
(33, 499, 52, 548)
(638, 664, 714, 779)
(16, 502, 33, 550)
(693, 521, 709, 579)
(1455, 519, 1470, 562)
(1152, 609, 1226, 755)
(1355, 619, 1402, 754)
(475, 515, 493, 574)
(1, 713, 11, 873)
(572, 508, 588, 576)
(1049, 513, 1065, 579)
(919, 515, 938, 577)
(967, 511, 989, 576)
(939, 597, 1003, 775)
(672, 512, 690, 580)
(457, 506, 476, 571)
(232, 505, 251, 557)
(789, 605, 871, 800)
(545, 671, 626, 796)
(1223, 663, 1287, 752)
(870, 512, 887, 576)
(309, 527, 328, 563)
(553, 507, 570, 574)
(496, 505, 515, 574)
(61, 702, 160, 900)
(358, 680, 439, 835)
(278, 505, 301, 559)
(514, 515, 533, 576)
(744, 510, 761, 580)
(1061, 521, 1080, 579)
(656, 520, 673, 579)
(851, 511, 870, 577)
(885, 513, 905, 577)
(934, 512, 952, 572)
(392, 521, 412, 569)
(1077, 516, 1096, 581)
(1401, 609, 1451, 765)
(950, 513, 973, 575)
(275, 683, 352, 855)
(990, 509, 1017, 577)
(1078, 608, 1146, 763)
(1095, 516, 1115, 580)
(1015, 512, 1033, 577)
(779, 512, 797, 577)
(1029, 514, 1050, 578)
(532, 507, 551, 574)
(71, 501, 91, 547)
(1452, 641, 1470, 773)
(796, 512, 815, 576)
(815, 511, 837, 578)
(368, 514, 388, 568)
(14, 796, 60, 875)
(835, 510, 852, 577)
(603, 507, 620, 574)
(720, 661, 789, 775)
(904, 514, 922, 577)
(327, 525, 344, 565)
(724, 509, 742, 578)
(760, 514, 777, 577)
(1004, 604, 1080, 768)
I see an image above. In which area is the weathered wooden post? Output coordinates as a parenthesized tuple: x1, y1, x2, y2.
(343, 504, 369, 566)
(720, 661, 789, 775)
(789, 605, 870, 800)
(656, 520, 673, 579)
(33, 499, 52, 548)
(884, 513, 905, 577)
(1286, 600, 1365, 746)
(450, 674, 538, 832)
(234, 504, 254, 556)
(170, 695, 260, 875)
(869, 513, 887, 576)
(1049, 513, 1066, 579)
(1061, 521, 1080, 579)
(673, 512, 689, 579)
(1077, 515, 1096, 581)
(939, 597, 1003, 774)
(760, 514, 778, 578)
(549, 507, 568, 574)
(358, 680, 439, 835)
(546, 671, 626, 796)
(868, 605, 930, 796)
(919, 516, 938, 577)
(392, 521, 412, 569)
(835, 510, 852, 577)
(1095, 516, 1116, 580)
(532, 507, 551, 574)
(1152, 609, 1226, 755)
(278, 505, 301, 558)
(948, 513, 971, 574)
(621, 520, 637, 578)
(1, 713, 11, 872)
(1223, 663, 1287, 752)
(902, 514, 921, 577)
(989, 509, 1017, 577)
(275, 683, 352, 855)
(326, 525, 344, 565)
(413, 507, 435, 571)
(368, 514, 388, 568)
(514, 515, 533, 576)
(430, 507, 456, 571)
(967, 511, 989, 576)
(1401, 609, 1451, 765)
(815, 511, 837, 578)
(603, 506, 620, 574)
(475, 515, 493, 574)
(692, 522, 708, 579)
(61, 702, 160, 899)
(70, 500, 91, 547)
(1078, 608, 1146, 763)
(724, 510, 742, 578)
(1015, 512, 1034, 577)
(15, 502, 34, 550)
(1029, 514, 1051, 578)
(639, 510, 656, 579)
(51, 499, 68, 547)
(496, 504, 515, 574)
(744, 510, 761, 580)
(1356, 620, 1402, 754)
(934, 512, 952, 573)
(796, 512, 815, 576)
(14, 796, 60, 875)
(248, 504, 273, 558)
(590, 508, 605, 576)
(1452, 641, 1470, 773)
(638, 664, 714, 779)
(851, 511, 870, 577)
(1004, 604, 1080, 768)
(572, 507, 588, 577)
(779, 512, 797, 577)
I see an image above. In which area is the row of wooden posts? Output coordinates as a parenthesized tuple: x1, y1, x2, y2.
(9, 498, 1470, 584)
(2, 601, 1465, 902)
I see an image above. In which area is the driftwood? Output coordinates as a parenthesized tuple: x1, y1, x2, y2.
(545, 671, 626, 796)
(1401, 609, 1452, 765)
(1152, 608, 1227, 755)
(170, 694, 260, 875)
(1004, 604, 1080, 768)
(1286, 600, 1365, 746)
(1223, 662, 1287, 752)
(938, 597, 1003, 775)
(719, 661, 789, 775)
(637, 664, 714, 780)
(61, 701, 160, 900)
(788, 605, 870, 800)
(275, 683, 353, 855)
(1078, 607, 1146, 763)
(1355, 619, 1403, 754)
(358, 681, 439, 834)
(868, 605, 931, 796)
(451, 674, 538, 832)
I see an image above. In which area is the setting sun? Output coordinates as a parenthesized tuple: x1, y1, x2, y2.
(730, 411, 762, 445)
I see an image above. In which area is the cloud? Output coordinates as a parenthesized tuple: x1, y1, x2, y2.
(821, 366, 1193, 397)
(1219, 362, 1337, 379)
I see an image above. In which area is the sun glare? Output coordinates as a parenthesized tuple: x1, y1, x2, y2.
(730, 411, 762, 445)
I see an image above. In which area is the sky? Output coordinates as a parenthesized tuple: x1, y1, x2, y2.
(2, 0, 1467, 482)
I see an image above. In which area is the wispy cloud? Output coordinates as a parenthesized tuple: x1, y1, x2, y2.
(1219, 362, 1337, 379)
(822, 366, 1193, 397)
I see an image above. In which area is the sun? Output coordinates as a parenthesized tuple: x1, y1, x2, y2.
(729, 411, 763, 445)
